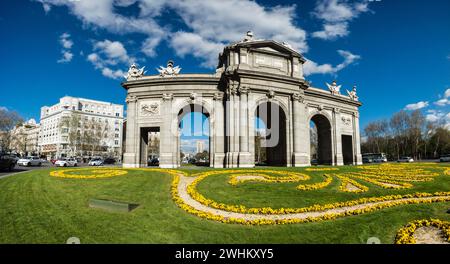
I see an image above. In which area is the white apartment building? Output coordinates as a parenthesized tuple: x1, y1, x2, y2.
(39, 96, 124, 160)
(9, 119, 41, 156)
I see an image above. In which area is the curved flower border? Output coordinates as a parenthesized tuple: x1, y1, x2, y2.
(394, 219, 450, 244)
(50, 168, 129, 179)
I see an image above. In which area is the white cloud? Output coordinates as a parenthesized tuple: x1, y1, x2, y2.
(141, 37, 160, 57)
(0, 106, 8, 111)
(170, 32, 224, 68)
(101, 67, 126, 79)
(87, 39, 132, 79)
(93, 39, 130, 64)
(312, 0, 371, 40)
(303, 49, 361, 76)
(57, 51, 73, 63)
(404, 101, 429, 111)
(445, 88, 450, 98)
(312, 23, 349, 40)
(37, 0, 308, 69)
(42, 3, 51, 13)
(60, 32, 73, 49)
(425, 109, 450, 129)
(434, 88, 450, 106)
(57, 32, 73, 63)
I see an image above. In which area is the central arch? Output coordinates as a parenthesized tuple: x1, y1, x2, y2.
(177, 103, 211, 167)
(310, 114, 332, 165)
(254, 101, 287, 166)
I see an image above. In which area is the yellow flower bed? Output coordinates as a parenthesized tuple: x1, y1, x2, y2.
(50, 168, 129, 179)
(395, 219, 450, 244)
(228, 171, 309, 186)
(171, 171, 450, 225)
(185, 169, 450, 215)
(336, 175, 369, 193)
(305, 168, 339, 172)
(296, 174, 333, 191)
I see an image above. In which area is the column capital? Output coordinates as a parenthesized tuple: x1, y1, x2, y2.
(162, 93, 173, 101)
(292, 93, 304, 103)
(227, 80, 239, 95)
(213, 92, 224, 101)
(238, 85, 249, 95)
(125, 95, 137, 103)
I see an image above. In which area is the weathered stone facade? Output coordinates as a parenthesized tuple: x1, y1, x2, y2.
(122, 33, 362, 168)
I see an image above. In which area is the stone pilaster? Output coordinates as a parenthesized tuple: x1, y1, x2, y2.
(238, 86, 253, 167)
(292, 93, 310, 166)
(213, 92, 225, 168)
(123, 95, 139, 168)
(159, 93, 176, 168)
(353, 112, 363, 165)
(334, 107, 344, 166)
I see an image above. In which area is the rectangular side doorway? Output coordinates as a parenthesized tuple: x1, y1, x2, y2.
(140, 127, 160, 167)
(342, 135, 354, 165)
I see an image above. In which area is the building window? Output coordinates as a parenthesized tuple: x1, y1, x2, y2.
(115, 113, 120, 117)
(115, 140, 119, 145)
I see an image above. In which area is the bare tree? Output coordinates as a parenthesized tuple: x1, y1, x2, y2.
(59, 113, 81, 157)
(0, 108, 24, 152)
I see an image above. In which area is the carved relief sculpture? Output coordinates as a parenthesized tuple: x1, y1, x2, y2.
(141, 102, 160, 116)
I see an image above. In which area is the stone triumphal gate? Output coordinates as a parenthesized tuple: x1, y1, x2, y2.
(122, 32, 362, 168)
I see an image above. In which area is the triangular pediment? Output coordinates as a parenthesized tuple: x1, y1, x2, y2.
(233, 40, 303, 59)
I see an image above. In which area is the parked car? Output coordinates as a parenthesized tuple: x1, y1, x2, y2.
(373, 157, 388, 163)
(17, 156, 42, 167)
(362, 157, 373, 164)
(88, 158, 103, 166)
(55, 158, 78, 167)
(440, 154, 450, 162)
(398, 156, 414, 163)
(103, 157, 116, 165)
(147, 157, 159, 166)
(0, 153, 17, 171)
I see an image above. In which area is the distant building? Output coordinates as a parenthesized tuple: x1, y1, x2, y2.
(38, 96, 124, 159)
(9, 119, 41, 156)
(196, 140, 205, 154)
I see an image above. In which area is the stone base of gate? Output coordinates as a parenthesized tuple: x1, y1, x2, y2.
(212, 153, 226, 168)
(292, 152, 311, 167)
(123, 153, 139, 168)
(238, 152, 254, 168)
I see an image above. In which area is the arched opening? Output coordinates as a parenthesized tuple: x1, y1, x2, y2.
(178, 104, 210, 167)
(310, 114, 332, 165)
(254, 101, 287, 166)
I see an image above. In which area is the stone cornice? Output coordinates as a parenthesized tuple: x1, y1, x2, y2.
(305, 88, 362, 107)
(122, 74, 220, 90)
(232, 68, 309, 88)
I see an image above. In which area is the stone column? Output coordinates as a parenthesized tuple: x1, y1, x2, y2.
(225, 81, 238, 168)
(159, 93, 175, 168)
(123, 95, 138, 168)
(353, 112, 363, 165)
(213, 93, 225, 168)
(238, 86, 253, 167)
(334, 108, 344, 166)
(292, 93, 310, 166)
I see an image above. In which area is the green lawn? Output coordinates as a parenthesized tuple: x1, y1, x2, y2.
(0, 165, 449, 244)
(195, 165, 450, 209)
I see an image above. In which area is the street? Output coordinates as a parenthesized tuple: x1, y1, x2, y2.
(0, 162, 121, 178)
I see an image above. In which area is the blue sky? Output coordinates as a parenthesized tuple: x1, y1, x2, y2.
(1, 0, 449, 136)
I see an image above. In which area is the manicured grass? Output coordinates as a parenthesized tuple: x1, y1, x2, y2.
(195, 164, 450, 208)
(0, 165, 449, 244)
